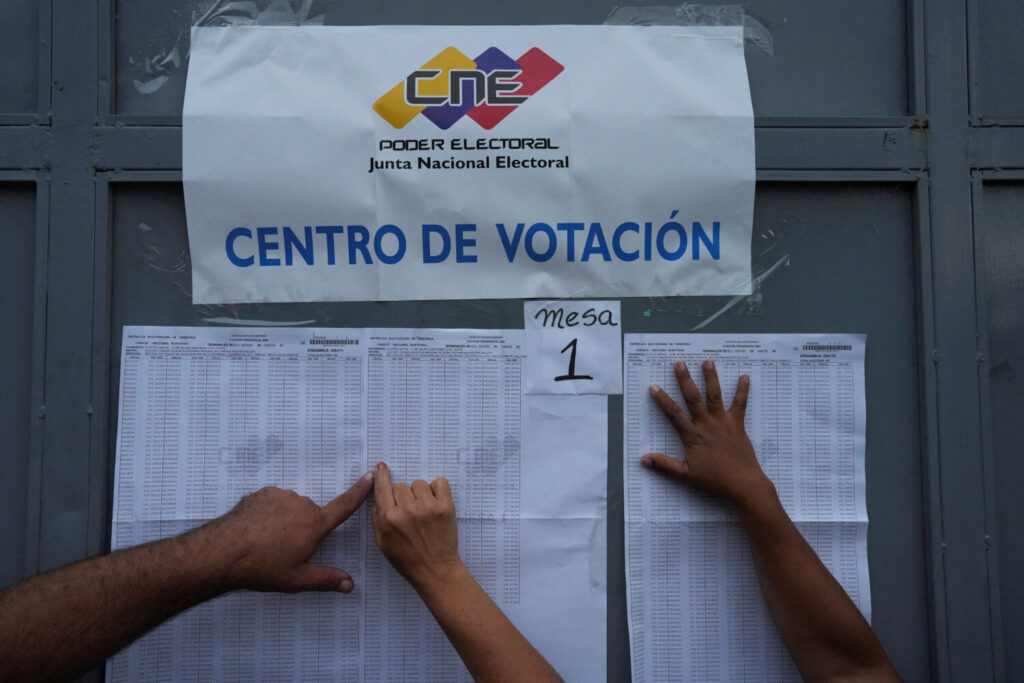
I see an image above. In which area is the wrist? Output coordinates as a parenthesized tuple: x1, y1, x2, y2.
(181, 519, 244, 594)
(407, 558, 471, 602)
(730, 474, 781, 522)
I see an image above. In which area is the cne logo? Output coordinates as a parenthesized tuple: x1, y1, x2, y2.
(373, 46, 564, 130)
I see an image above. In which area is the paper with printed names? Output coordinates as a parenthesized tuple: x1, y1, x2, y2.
(108, 326, 605, 682)
(624, 333, 871, 682)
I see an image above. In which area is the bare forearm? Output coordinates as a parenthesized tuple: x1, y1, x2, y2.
(644, 363, 897, 681)
(415, 563, 562, 683)
(0, 527, 230, 682)
(736, 488, 898, 682)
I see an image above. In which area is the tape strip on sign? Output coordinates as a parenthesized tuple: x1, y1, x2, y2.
(183, 25, 755, 303)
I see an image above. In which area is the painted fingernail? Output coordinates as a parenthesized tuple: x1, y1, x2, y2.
(339, 578, 354, 593)
(376, 462, 387, 470)
(649, 383, 661, 395)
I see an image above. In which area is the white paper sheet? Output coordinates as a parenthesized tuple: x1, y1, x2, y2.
(623, 334, 870, 682)
(183, 26, 755, 303)
(524, 300, 622, 394)
(108, 326, 605, 682)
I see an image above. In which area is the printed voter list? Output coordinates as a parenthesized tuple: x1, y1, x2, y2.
(108, 326, 606, 681)
(624, 334, 871, 681)
(183, 25, 755, 303)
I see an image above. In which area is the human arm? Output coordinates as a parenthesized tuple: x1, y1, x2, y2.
(0, 475, 373, 682)
(642, 360, 899, 683)
(371, 463, 562, 683)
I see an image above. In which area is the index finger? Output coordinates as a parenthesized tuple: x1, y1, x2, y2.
(321, 472, 374, 531)
(650, 383, 695, 438)
(373, 462, 395, 511)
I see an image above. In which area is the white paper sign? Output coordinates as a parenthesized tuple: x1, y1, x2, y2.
(524, 300, 622, 394)
(183, 25, 755, 303)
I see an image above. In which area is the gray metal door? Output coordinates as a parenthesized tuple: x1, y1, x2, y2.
(2, 1, 1021, 680)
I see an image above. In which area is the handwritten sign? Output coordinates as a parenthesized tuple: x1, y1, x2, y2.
(524, 300, 622, 394)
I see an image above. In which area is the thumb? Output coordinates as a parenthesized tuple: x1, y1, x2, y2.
(641, 452, 690, 481)
(287, 564, 355, 593)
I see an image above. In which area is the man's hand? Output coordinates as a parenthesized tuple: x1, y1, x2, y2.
(642, 359, 774, 510)
(0, 475, 375, 681)
(203, 475, 374, 594)
(371, 463, 463, 596)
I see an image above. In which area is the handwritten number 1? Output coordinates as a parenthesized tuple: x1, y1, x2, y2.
(555, 338, 594, 382)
